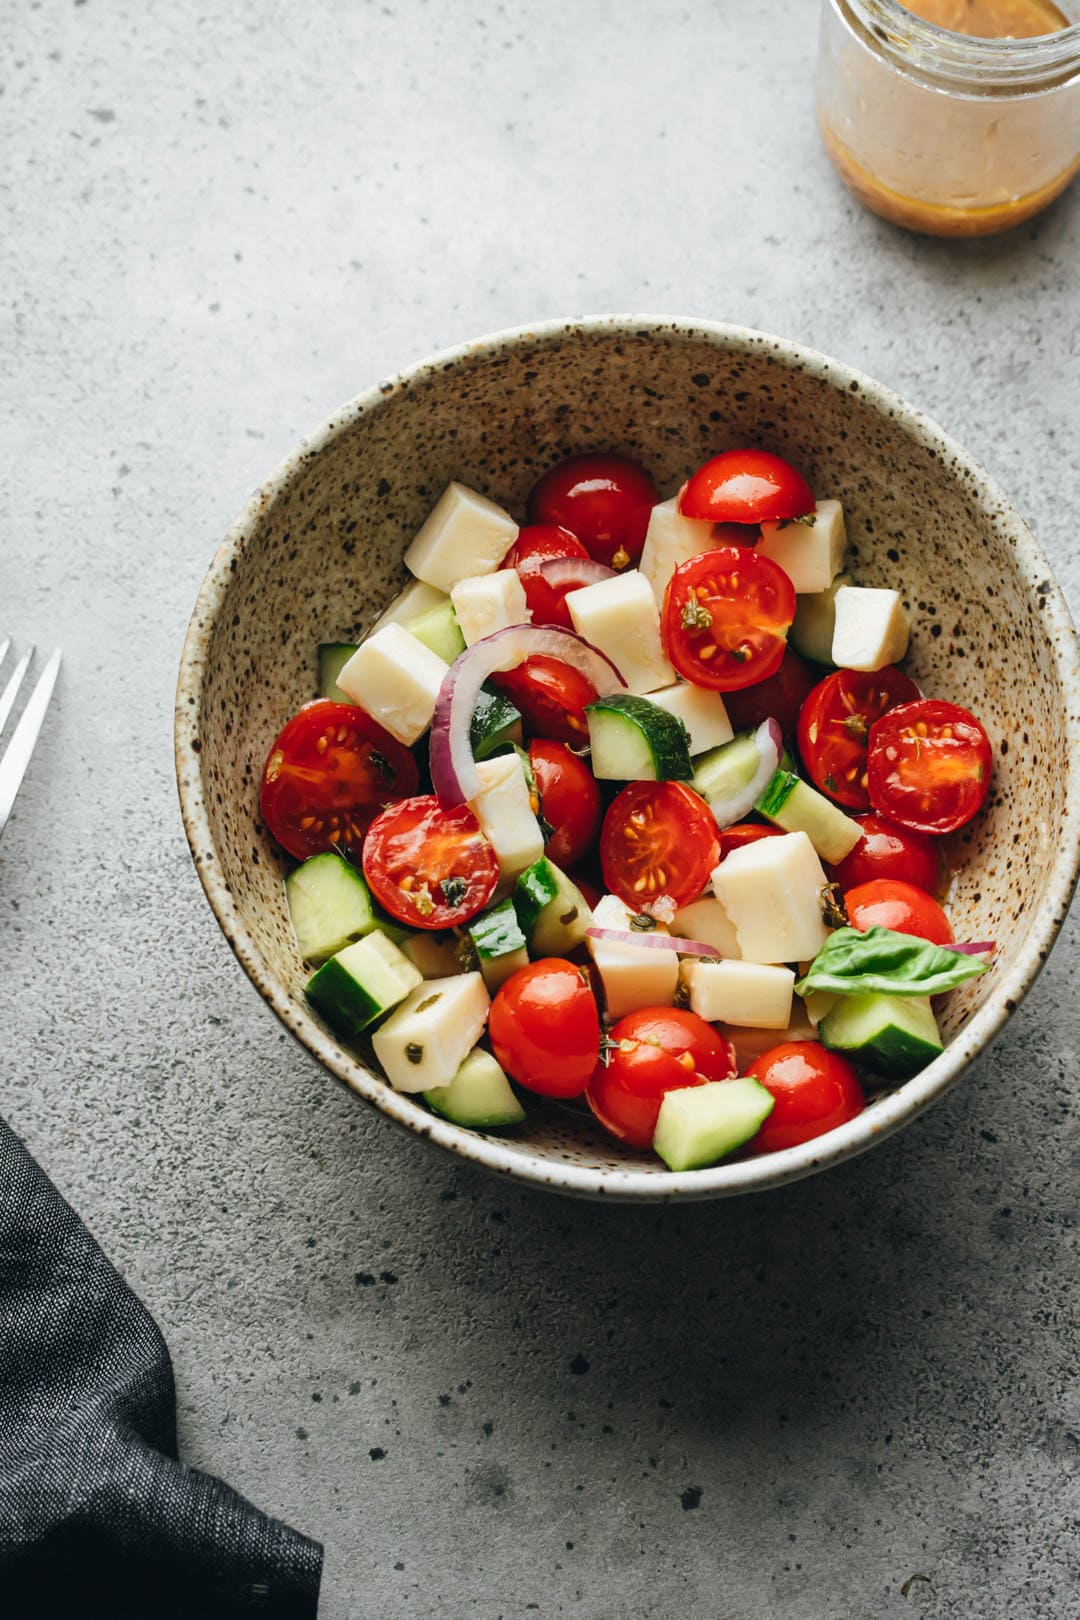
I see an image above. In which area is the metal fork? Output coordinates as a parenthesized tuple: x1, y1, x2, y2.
(0, 642, 62, 841)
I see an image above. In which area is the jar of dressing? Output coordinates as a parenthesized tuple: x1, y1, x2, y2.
(817, 0, 1080, 234)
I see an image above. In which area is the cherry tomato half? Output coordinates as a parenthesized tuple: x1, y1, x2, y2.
(585, 1007, 737, 1149)
(678, 449, 814, 525)
(500, 524, 591, 628)
(827, 812, 943, 895)
(661, 547, 796, 693)
(601, 781, 720, 911)
(528, 452, 658, 569)
(528, 740, 602, 869)
(724, 646, 819, 740)
(489, 959, 601, 1098)
(747, 1042, 864, 1154)
(362, 795, 498, 930)
(717, 821, 783, 860)
(490, 655, 597, 745)
(844, 879, 954, 946)
(867, 698, 993, 835)
(797, 667, 921, 810)
(260, 700, 419, 862)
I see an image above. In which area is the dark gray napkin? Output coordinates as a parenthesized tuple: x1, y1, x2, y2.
(0, 1116, 323, 1617)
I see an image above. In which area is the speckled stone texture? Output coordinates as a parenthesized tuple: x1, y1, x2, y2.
(4, 2, 1080, 1617)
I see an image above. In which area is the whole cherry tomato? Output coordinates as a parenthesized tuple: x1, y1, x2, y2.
(797, 667, 921, 810)
(661, 547, 796, 693)
(601, 781, 720, 911)
(500, 525, 592, 628)
(491, 655, 597, 745)
(828, 812, 943, 894)
(489, 959, 601, 1098)
(844, 879, 955, 946)
(528, 452, 658, 569)
(867, 698, 992, 835)
(260, 700, 419, 862)
(724, 647, 819, 739)
(362, 795, 498, 930)
(717, 821, 783, 860)
(747, 1042, 864, 1154)
(585, 1007, 737, 1148)
(528, 740, 602, 869)
(678, 449, 814, 525)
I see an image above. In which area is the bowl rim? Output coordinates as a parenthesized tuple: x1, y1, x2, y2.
(175, 314, 1080, 1202)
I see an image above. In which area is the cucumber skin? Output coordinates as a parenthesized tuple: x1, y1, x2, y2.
(305, 956, 387, 1039)
(469, 897, 527, 961)
(513, 858, 592, 954)
(424, 1052, 526, 1129)
(318, 643, 359, 704)
(821, 992, 943, 1078)
(586, 693, 693, 782)
(513, 858, 560, 937)
(470, 683, 523, 762)
(754, 768, 799, 820)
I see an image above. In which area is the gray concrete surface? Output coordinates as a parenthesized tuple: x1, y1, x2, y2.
(4, 2, 1080, 1615)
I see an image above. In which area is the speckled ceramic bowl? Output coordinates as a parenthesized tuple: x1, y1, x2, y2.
(175, 317, 1080, 1201)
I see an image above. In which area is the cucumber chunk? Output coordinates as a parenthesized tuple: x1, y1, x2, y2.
(403, 599, 467, 663)
(653, 1078, 775, 1171)
(585, 693, 693, 782)
(425, 1049, 526, 1128)
(821, 991, 942, 1077)
(306, 930, 422, 1040)
(318, 643, 359, 703)
(789, 572, 853, 665)
(754, 768, 861, 863)
(691, 730, 764, 808)
(514, 858, 593, 955)
(468, 898, 530, 991)
(471, 683, 523, 761)
(286, 850, 379, 963)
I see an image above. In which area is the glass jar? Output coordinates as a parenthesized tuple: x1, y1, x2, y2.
(817, 0, 1080, 235)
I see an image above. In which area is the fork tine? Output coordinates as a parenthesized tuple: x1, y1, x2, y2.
(0, 646, 34, 738)
(0, 650, 62, 841)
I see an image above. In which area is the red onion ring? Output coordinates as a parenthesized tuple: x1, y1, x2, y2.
(430, 625, 626, 808)
(533, 558, 616, 589)
(585, 927, 721, 959)
(943, 941, 996, 957)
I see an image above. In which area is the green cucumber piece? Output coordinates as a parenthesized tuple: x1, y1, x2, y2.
(821, 991, 942, 1077)
(470, 682, 523, 761)
(691, 730, 764, 807)
(754, 768, 860, 864)
(306, 930, 422, 1040)
(425, 1049, 526, 1128)
(285, 850, 380, 963)
(404, 599, 466, 663)
(789, 572, 853, 666)
(318, 643, 359, 703)
(513, 858, 593, 955)
(585, 693, 693, 782)
(468, 898, 530, 991)
(653, 1078, 775, 1171)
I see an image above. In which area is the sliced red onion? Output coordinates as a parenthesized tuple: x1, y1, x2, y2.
(706, 717, 783, 829)
(944, 940, 997, 957)
(585, 927, 721, 959)
(533, 557, 616, 590)
(431, 624, 626, 807)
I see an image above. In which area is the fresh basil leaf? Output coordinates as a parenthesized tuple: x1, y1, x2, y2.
(795, 926, 990, 999)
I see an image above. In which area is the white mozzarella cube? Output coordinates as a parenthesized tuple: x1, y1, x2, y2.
(647, 683, 733, 755)
(468, 753, 544, 881)
(404, 483, 519, 593)
(336, 624, 447, 746)
(718, 1001, 820, 1069)
(451, 570, 530, 647)
(639, 497, 717, 605)
(687, 959, 795, 1029)
(566, 571, 675, 696)
(401, 933, 463, 979)
(831, 586, 910, 672)
(756, 499, 847, 594)
(671, 897, 741, 959)
(712, 831, 831, 965)
(369, 579, 447, 635)
(372, 973, 491, 1092)
(587, 894, 679, 1020)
